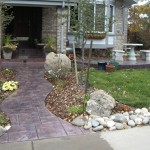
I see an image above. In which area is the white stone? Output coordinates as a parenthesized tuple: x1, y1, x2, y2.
(123, 112, 129, 116)
(141, 108, 149, 114)
(86, 90, 116, 117)
(109, 126, 116, 131)
(124, 116, 130, 122)
(128, 120, 136, 127)
(143, 113, 150, 117)
(92, 125, 104, 131)
(134, 118, 142, 125)
(72, 116, 86, 127)
(142, 117, 149, 125)
(135, 108, 141, 114)
(84, 121, 92, 130)
(107, 121, 115, 128)
(115, 123, 124, 130)
(129, 111, 134, 115)
(130, 115, 137, 120)
(4, 124, 11, 131)
(91, 120, 99, 127)
(109, 115, 116, 120)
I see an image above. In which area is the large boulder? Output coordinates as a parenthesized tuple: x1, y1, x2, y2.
(86, 90, 116, 117)
(44, 52, 71, 77)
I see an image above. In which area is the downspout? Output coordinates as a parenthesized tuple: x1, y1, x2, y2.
(61, 1, 65, 53)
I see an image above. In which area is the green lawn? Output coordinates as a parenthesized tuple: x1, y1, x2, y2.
(89, 69, 150, 108)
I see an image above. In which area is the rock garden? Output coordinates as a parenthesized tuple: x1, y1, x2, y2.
(44, 52, 150, 132)
(0, 68, 18, 136)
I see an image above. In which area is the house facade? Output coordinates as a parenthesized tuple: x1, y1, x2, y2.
(0, 0, 138, 58)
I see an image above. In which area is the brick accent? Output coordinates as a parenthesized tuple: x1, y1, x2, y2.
(42, 7, 67, 53)
(113, 0, 128, 50)
(42, 7, 57, 48)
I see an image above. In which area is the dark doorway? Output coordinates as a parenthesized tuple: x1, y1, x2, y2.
(6, 6, 43, 58)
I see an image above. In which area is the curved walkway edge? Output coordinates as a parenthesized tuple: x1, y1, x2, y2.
(0, 61, 88, 143)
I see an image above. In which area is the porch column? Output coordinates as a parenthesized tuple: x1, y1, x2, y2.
(113, 0, 128, 50)
(56, 7, 67, 53)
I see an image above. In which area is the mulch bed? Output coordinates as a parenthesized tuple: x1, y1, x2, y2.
(0, 68, 16, 126)
(45, 73, 86, 122)
(45, 72, 134, 122)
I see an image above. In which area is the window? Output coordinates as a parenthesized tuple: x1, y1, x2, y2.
(69, 2, 113, 33)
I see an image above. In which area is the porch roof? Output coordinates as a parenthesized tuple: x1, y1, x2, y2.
(124, 0, 138, 6)
(4, 0, 77, 7)
(4, 0, 138, 7)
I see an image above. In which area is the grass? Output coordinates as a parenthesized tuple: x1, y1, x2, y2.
(89, 69, 150, 108)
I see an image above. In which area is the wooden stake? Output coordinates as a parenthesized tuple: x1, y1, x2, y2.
(73, 42, 79, 84)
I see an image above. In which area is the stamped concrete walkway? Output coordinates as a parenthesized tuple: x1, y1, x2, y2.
(0, 61, 88, 143)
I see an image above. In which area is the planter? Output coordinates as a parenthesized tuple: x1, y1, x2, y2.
(86, 33, 106, 39)
(3, 51, 13, 59)
(106, 64, 115, 72)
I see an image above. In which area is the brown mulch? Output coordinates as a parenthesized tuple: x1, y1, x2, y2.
(45, 72, 135, 122)
(0, 68, 16, 126)
(45, 73, 86, 122)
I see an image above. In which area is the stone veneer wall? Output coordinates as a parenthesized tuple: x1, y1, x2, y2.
(113, 0, 128, 50)
(56, 7, 67, 53)
(42, 7, 67, 53)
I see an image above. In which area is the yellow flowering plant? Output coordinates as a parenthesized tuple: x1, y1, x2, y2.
(2, 81, 19, 91)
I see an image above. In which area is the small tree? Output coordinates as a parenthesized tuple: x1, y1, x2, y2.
(0, 0, 14, 58)
(69, 0, 106, 84)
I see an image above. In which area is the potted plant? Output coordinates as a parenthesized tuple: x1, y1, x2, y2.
(2, 35, 17, 59)
(44, 36, 56, 55)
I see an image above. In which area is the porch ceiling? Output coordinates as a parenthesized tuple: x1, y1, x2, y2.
(123, 0, 138, 6)
(4, 0, 77, 7)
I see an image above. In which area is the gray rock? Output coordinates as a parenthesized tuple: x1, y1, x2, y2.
(115, 123, 124, 130)
(84, 121, 92, 130)
(120, 116, 128, 123)
(44, 52, 71, 75)
(92, 125, 104, 131)
(130, 115, 137, 120)
(128, 120, 136, 127)
(86, 90, 116, 117)
(106, 121, 115, 128)
(134, 118, 142, 125)
(142, 117, 149, 125)
(92, 120, 99, 127)
(72, 117, 85, 127)
(113, 114, 122, 122)
(135, 108, 141, 114)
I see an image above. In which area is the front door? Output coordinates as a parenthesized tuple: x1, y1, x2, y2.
(6, 6, 42, 48)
